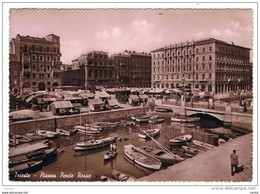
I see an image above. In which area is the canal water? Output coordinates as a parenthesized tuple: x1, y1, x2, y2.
(11, 113, 242, 182)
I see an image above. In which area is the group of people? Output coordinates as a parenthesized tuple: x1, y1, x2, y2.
(110, 143, 117, 153)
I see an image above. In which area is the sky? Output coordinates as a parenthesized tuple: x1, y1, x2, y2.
(10, 9, 253, 64)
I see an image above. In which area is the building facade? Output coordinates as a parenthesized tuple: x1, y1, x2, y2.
(151, 38, 251, 94)
(10, 34, 62, 94)
(112, 50, 151, 88)
(71, 51, 114, 90)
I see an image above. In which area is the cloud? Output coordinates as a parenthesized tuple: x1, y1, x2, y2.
(231, 20, 244, 30)
(224, 28, 239, 37)
(211, 29, 221, 37)
(94, 20, 161, 54)
(195, 32, 205, 37)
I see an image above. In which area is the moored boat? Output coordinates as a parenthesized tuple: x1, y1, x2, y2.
(182, 145, 200, 155)
(148, 118, 164, 124)
(37, 130, 60, 139)
(104, 149, 118, 161)
(169, 134, 192, 146)
(135, 115, 150, 123)
(56, 128, 71, 136)
(9, 160, 43, 177)
(111, 170, 136, 182)
(155, 106, 173, 112)
(94, 122, 118, 130)
(218, 138, 227, 145)
(138, 128, 160, 139)
(77, 128, 101, 135)
(124, 144, 162, 170)
(171, 116, 200, 123)
(193, 140, 216, 150)
(140, 146, 184, 165)
(74, 137, 116, 151)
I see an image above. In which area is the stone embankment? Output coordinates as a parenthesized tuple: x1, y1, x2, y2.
(139, 133, 253, 182)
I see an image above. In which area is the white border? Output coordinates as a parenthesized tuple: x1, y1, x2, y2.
(1, 1, 258, 193)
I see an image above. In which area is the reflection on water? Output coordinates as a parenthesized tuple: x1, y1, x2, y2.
(10, 114, 241, 181)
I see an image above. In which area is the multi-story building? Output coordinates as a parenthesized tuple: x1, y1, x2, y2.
(9, 34, 62, 94)
(112, 50, 151, 88)
(71, 51, 114, 90)
(151, 38, 252, 94)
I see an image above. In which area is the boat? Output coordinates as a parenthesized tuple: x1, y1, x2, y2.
(9, 141, 50, 158)
(77, 128, 101, 135)
(169, 135, 192, 146)
(124, 144, 162, 170)
(182, 145, 200, 155)
(120, 120, 135, 126)
(140, 146, 184, 165)
(112, 170, 136, 182)
(9, 139, 20, 147)
(150, 115, 159, 120)
(94, 122, 118, 130)
(131, 116, 136, 121)
(135, 115, 150, 123)
(100, 175, 117, 182)
(37, 130, 60, 139)
(9, 160, 42, 177)
(9, 148, 57, 167)
(149, 118, 164, 124)
(218, 138, 227, 145)
(56, 128, 71, 136)
(138, 128, 160, 139)
(171, 116, 200, 123)
(75, 125, 101, 131)
(155, 106, 173, 112)
(104, 149, 118, 161)
(69, 128, 78, 135)
(193, 140, 216, 150)
(25, 133, 45, 141)
(74, 137, 116, 151)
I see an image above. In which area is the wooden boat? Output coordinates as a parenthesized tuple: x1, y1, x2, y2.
(104, 149, 118, 161)
(112, 170, 136, 182)
(37, 130, 60, 139)
(25, 133, 45, 141)
(218, 138, 227, 145)
(94, 122, 118, 129)
(9, 148, 57, 167)
(171, 116, 200, 123)
(150, 115, 159, 120)
(75, 125, 101, 131)
(149, 118, 164, 124)
(140, 146, 184, 165)
(74, 137, 116, 151)
(135, 115, 150, 123)
(193, 140, 216, 150)
(138, 128, 160, 139)
(56, 128, 71, 136)
(169, 135, 192, 146)
(9, 139, 20, 147)
(182, 145, 200, 155)
(120, 120, 135, 126)
(155, 106, 173, 112)
(9, 141, 50, 158)
(131, 116, 136, 121)
(69, 128, 78, 135)
(124, 144, 162, 170)
(9, 160, 42, 177)
(77, 128, 100, 135)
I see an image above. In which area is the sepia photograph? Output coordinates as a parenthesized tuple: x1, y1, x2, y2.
(1, 2, 258, 194)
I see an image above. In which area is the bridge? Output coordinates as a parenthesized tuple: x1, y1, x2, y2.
(158, 102, 253, 130)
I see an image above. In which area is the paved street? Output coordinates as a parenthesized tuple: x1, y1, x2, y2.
(139, 133, 253, 182)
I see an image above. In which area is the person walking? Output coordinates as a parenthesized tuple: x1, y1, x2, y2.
(230, 150, 239, 176)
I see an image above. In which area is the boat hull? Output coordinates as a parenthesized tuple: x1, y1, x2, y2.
(171, 117, 200, 123)
(74, 137, 116, 151)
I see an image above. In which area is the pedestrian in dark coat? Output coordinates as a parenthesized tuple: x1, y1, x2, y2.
(230, 150, 239, 176)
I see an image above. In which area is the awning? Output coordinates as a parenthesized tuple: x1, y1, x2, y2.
(72, 103, 82, 107)
(95, 91, 110, 99)
(108, 99, 119, 107)
(25, 95, 35, 103)
(139, 94, 149, 99)
(89, 99, 104, 105)
(147, 89, 165, 94)
(129, 95, 139, 100)
(51, 101, 73, 109)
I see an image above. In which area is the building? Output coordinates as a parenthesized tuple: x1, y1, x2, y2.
(151, 38, 252, 94)
(9, 34, 62, 94)
(112, 50, 151, 88)
(71, 51, 114, 90)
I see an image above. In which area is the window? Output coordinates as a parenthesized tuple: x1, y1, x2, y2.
(54, 47, 56, 52)
(196, 74, 198, 79)
(47, 56, 51, 62)
(209, 73, 212, 79)
(100, 70, 102, 77)
(188, 74, 191, 79)
(33, 74, 36, 78)
(47, 82, 50, 85)
(177, 75, 179, 79)
(39, 55, 44, 62)
(39, 47, 42, 52)
(209, 47, 212, 52)
(100, 62, 102, 66)
(47, 74, 50, 78)
(33, 82, 36, 85)
(24, 45, 28, 51)
(32, 55, 36, 61)
(47, 47, 50, 52)
(209, 55, 212, 61)
(202, 56, 205, 61)
(202, 74, 205, 79)
(110, 70, 112, 77)
(189, 58, 191, 63)
(196, 48, 199, 54)
(32, 45, 35, 51)
(203, 47, 205, 53)
(196, 57, 199, 61)
(88, 70, 92, 77)
(47, 66, 50, 71)
(209, 64, 212, 69)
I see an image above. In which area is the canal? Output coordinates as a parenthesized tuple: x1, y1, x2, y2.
(10, 113, 244, 182)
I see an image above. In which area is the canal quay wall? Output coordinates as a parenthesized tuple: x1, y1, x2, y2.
(139, 133, 253, 182)
(9, 107, 147, 135)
